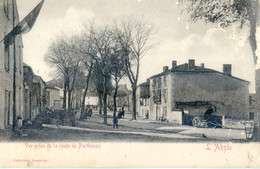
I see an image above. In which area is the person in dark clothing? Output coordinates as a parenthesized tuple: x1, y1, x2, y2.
(146, 112, 149, 119)
(204, 106, 213, 116)
(113, 113, 118, 129)
(87, 107, 92, 117)
(69, 110, 76, 126)
(120, 107, 125, 118)
(58, 109, 65, 125)
(117, 107, 125, 119)
(204, 106, 219, 127)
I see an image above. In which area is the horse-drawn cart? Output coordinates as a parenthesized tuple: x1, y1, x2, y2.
(191, 114, 223, 128)
(177, 101, 224, 128)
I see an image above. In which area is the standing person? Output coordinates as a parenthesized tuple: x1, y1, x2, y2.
(58, 108, 65, 125)
(69, 110, 76, 126)
(88, 107, 92, 117)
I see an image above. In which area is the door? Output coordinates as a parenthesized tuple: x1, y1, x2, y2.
(4, 90, 11, 127)
(156, 106, 159, 120)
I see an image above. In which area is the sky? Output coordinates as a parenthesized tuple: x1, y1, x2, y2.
(17, 0, 256, 92)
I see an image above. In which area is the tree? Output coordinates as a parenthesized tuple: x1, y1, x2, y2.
(45, 34, 80, 111)
(67, 60, 80, 111)
(178, 0, 259, 141)
(84, 24, 115, 124)
(110, 28, 127, 122)
(178, 0, 259, 65)
(73, 34, 96, 115)
(90, 66, 104, 115)
(117, 20, 154, 120)
(90, 63, 113, 115)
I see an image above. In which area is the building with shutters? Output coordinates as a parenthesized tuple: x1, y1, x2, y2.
(136, 80, 150, 119)
(23, 63, 46, 122)
(148, 59, 250, 124)
(0, 0, 24, 130)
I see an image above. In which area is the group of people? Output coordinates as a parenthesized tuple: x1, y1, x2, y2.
(80, 106, 93, 120)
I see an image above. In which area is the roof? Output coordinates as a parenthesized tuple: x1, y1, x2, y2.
(46, 85, 60, 91)
(46, 78, 63, 88)
(138, 81, 150, 98)
(23, 63, 34, 74)
(149, 63, 250, 84)
(33, 75, 45, 84)
(138, 80, 150, 87)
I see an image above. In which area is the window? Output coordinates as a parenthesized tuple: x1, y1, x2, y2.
(163, 89, 168, 103)
(164, 75, 167, 85)
(140, 99, 143, 106)
(5, 90, 11, 126)
(163, 106, 167, 118)
(4, 43, 10, 72)
(249, 112, 254, 120)
(4, 0, 10, 20)
(153, 89, 161, 103)
(152, 79, 156, 89)
(249, 96, 256, 106)
(158, 77, 161, 89)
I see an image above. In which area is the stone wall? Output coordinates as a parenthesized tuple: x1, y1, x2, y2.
(172, 72, 249, 119)
(0, 0, 24, 129)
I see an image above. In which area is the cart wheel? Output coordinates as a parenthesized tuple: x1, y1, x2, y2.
(192, 117, 201, 127)
(200, 121, 208, 128)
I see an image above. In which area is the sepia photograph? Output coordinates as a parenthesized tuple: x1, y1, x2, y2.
(0, 0, 260, 167)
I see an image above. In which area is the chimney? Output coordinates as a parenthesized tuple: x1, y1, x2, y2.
(188, 59, 195, 70)
(201, 63, 205, 68)
(172, 60, 177, 69)
(223, 64, 232, 76)
(163, 66, 169, 72)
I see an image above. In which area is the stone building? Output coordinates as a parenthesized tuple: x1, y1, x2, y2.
(0, 0, 24, 130)
(149, 59, 250, 124)
(85, 92, 98, 108)
(46, 86, 62, 110)
(136, 80, 150, 119)
(23, 63, 46, 121)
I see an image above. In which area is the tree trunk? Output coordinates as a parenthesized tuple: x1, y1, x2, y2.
(68, 89, 72, 111)
(132, 86, 137, 120)
(251, 0, 260, 142)
(103, 92, 107, 124)
(103, 76, 108, 124)
(249, 17, 258, 64)
(253, 69, 260, 142)
(113, 81, 119, 121)
(80, 66, 93, 115)
(68, 67, 78, 112)
(98, 92, 103, 115)
(81, 89, 87, 115)
(62, 79, 67, 109)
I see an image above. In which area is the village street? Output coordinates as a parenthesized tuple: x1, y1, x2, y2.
(1, 111, 248, 142)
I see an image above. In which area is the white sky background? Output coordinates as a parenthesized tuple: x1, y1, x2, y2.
(17, 0, 255, 92)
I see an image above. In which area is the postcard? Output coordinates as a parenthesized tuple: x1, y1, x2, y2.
(0, 0, 259, 167)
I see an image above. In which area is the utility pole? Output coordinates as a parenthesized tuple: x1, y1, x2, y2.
(12, 0, 17, 132)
